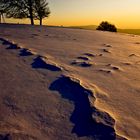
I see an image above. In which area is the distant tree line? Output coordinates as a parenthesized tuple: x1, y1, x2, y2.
(96, 21, 117, 32)
(0, 0, 50, 25)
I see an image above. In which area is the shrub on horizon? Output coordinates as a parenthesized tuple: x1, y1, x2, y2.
(96, 21, 117, 32)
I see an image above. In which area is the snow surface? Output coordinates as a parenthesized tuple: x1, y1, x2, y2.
(0, 24, 140, 140)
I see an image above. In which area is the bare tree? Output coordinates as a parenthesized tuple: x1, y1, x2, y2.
(34, 0, 50, 25)
(1, 0, 35, 25)
(0, 11, 5, 23)
(0, 0, 7, 23)
(0, 9, 4, 23)
(0, 0, 50, 25)
(28, 0, 34, 25)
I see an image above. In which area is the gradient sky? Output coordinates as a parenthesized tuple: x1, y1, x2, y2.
(6, 0, 140, 28)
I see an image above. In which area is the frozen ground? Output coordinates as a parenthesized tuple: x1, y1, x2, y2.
(0, 24, 140, 140)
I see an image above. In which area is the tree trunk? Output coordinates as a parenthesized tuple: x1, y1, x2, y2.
(0, 14, 1, 23)
(30, 16, 34, 25)
(40, 18, 42, 25)
(28, 0, 34, 25)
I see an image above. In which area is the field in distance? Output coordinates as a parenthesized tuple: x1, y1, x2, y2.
(69, 25, 140, 35)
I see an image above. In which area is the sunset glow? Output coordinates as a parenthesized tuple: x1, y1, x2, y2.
(6, 0, 140, 28)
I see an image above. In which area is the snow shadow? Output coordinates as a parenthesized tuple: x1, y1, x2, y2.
(49, 76, 118, 139)
(31, 56, 61, 71)
(19, 48, 33, 56)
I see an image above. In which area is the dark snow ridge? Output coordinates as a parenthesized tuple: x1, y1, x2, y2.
(0, 38, 20, 49)
(49, 75, 127, 140)
(31, 56, 62, 71)
(0, 36, 127, 140)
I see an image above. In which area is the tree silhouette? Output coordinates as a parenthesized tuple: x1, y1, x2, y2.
(34, 0, 50, 25)
(0, 0, 50, 25)
(96, 21, 117, 32)
(0, 11, 5, 23)
(3, 0, 35, 25)
(28, 0, 34, 25)
(0, 3, 5, 23)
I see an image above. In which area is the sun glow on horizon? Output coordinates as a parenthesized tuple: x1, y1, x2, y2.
(5, 0, 140, 29)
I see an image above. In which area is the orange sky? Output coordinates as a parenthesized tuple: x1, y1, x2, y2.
(5, 0, 140, 29)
